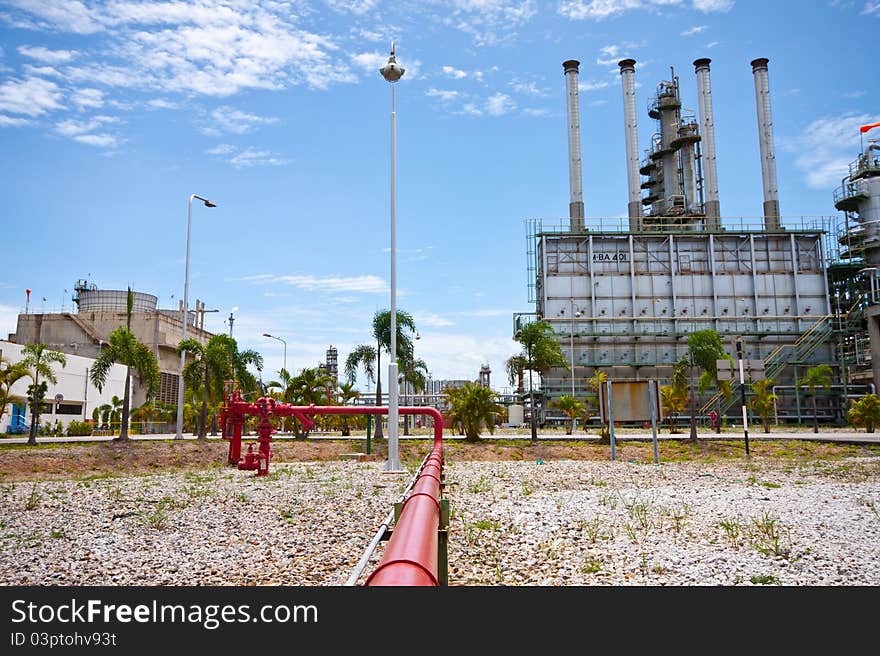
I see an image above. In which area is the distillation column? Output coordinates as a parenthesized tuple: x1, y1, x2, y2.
(619, 59, 642, 231)
(752, 57, 781, 230)
(694, 58, 721, 229)
(563, 60, 585, 231)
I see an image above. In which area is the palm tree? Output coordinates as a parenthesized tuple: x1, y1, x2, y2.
(337, 380, 361, 436)
(444, 381, 502, 442)
(749, 378, 778, 433)
(19, 343, 67, 445)
(505, 354, 527, 396)
(176, 335, 232, 439)
(0, 355, 28, 428)
(346, 310, 417, 440)
(551, 394, 583, 435)
(89, 288, 160, 441)
(800, 364, 833, 434)
(513, 320, 568, 442)
(226, 337, 263, 399)
(847, 393, 880, 433)
(400, 356, 427, 436)
(267, 368, 295, 401)
(660, 385, 688, 434)
(286, 367, 333, 439)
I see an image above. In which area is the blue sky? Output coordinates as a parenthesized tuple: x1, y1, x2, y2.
(1, 0, 878, 393)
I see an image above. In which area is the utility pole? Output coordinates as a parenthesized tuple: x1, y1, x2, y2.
(736, 336, 750, 456)
(689, 350, 698, 442)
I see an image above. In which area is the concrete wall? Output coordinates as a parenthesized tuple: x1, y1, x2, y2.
(0, 340, 127, 431)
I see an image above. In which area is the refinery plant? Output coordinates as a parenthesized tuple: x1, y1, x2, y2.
(516, 56, 880, 426)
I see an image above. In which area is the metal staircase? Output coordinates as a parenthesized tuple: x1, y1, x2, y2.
(699, 315, 833, 415)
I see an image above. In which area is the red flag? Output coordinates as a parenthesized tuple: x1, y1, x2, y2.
(860, 121, 880, 134)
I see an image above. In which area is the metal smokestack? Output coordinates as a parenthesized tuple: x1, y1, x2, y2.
(618, 58, 641, 231)
(751, 57, 781, 230)
(563, 59, 585, 231)
(693, 58, 721, 229)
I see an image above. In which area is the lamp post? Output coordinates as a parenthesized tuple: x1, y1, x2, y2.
(228, 306, 238, 338)
(835, 291, 849, 421)
(735, 335, 750, 456)
(380, 42, 404, 472)
(176, 194, 216, 440)
(569, 299, 582, 431)
(262, 333, 286, 375)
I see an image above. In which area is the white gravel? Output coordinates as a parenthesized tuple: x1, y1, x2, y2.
(2, 456, 879, 586)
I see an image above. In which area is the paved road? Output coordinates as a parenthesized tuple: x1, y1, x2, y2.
(3, 429, 879, 445)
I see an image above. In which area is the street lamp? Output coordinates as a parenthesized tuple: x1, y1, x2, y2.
(176, 194, 217, 440)
(381, 41, 404, 472)
(567, 300, 582, 431)
(263, 333, 287, 375)
(228, 306, 239, 337)
(735, 335, 750, 456)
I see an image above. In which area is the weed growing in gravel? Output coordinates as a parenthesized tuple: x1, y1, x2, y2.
(279, 509, 296, 524)
(470, 519, 501, 531)
(49, 529, 65, 539)
(234, 493, 248, 503)
(183, 485, 212, 499)
(579, 515, 603, 543)
(24, 483, 41, 511)
(140, 503, 170, 530)
(651, 563, 668, 575)
(598, 492, 617, 509)
(749, 511, 792, 558)
(718, 518, 745, 548)
(520, 480, 535, 496)
(623, 494, 651, 532)
(668, 505, 688, 535)
(750, 574, 781, 585)
(468, 476, 492, 494)
(581, 556, 602, 574)
(590, 478, 608, 487)
(106, 486, 124, 503)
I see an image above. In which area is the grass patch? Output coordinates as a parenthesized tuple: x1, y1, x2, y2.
(750, 574, 781, 585)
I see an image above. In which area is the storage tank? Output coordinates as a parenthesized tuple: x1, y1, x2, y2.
(75, 287, 158, 313)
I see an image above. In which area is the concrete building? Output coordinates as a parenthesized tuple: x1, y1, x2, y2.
(1, 340, 127, 432)
(8, 280, 215, 411)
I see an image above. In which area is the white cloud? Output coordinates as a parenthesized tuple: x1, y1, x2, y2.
(784, 113, 880, 189)
(864, 2, 880, 16)
(447, 0, 538, 46)
(522, 107, 550, 117)
(54, 114, 119, 148)
(205, 143, 288, 167)
(681, 25, 707, 36)
(509, 79, 543, 96)
(579, 79, 610, 92)
(351, 51, 388, 74)
(231, 273, 389, 294)
(71, 87, 104, 109)
(17, 45, 78, 63)
(693, 0, 734, 12)
(442, 65, 467, 79)
(486, 92, 515, 116)
(7, 2, 358, 96)
(0, 76, 63, 116)
(596, 43, 644, 66)
(201, 105, 278, 136)
(147, 98, 179, 109)
(460, 103, 482, 116)
(324, 0, 380, 15)
(426, 88, 460, 102)
(415, 312, 455, 327)
(0, 114, 32, 127)
(559, 0, 731, 20)
(206, 143, 236, 155)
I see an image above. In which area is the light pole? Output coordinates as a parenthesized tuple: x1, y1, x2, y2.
(176, 194, 216, 440)
(228, 306, 238, 338)
(381, 41, 404, 472)
(735, 335, 750, 456)
(569, 299, 582, 431)
(263, 333, 286, 375)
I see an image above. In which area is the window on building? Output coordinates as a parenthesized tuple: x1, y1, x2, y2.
(56, 403, 83, 415)
(159, 372, 179, 406)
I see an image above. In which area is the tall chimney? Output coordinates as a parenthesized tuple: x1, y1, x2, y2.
(693, 58, 721, 229)
(751, 57, 781, 230)
(618, 59, 641, 231)
(563, 59, 585, 231)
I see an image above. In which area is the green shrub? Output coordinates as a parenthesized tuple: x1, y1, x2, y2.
(66, 420, 93, 437)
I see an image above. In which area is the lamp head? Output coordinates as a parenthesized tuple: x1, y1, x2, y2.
(380, 42, 405, 83)
(203, 200, 217, 208)
(262, 333, 272, 338)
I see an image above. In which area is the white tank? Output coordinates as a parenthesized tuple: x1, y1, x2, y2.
(508, 404, 524, 426)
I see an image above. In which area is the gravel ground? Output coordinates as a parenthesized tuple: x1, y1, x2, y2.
(2, 456, 879, 586)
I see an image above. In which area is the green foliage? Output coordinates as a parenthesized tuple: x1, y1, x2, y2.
(66, 420, 93, 437)
(848, 393, 880, 433)
(551, 394, 583, 435)
(749, 378, 778, 433)
(801, 364, 834, 433)
(513, 320, 568, 441)
(445, 381, 502, 442)
(0, 355, 28, 427)
(20, 343, 67, 445)
(661, 360, 689, 434)
(687, 330, 733, 397)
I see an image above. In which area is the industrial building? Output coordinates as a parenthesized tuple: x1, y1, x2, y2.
(516, 56, 878, 426)
(8, 279, 216, 411)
